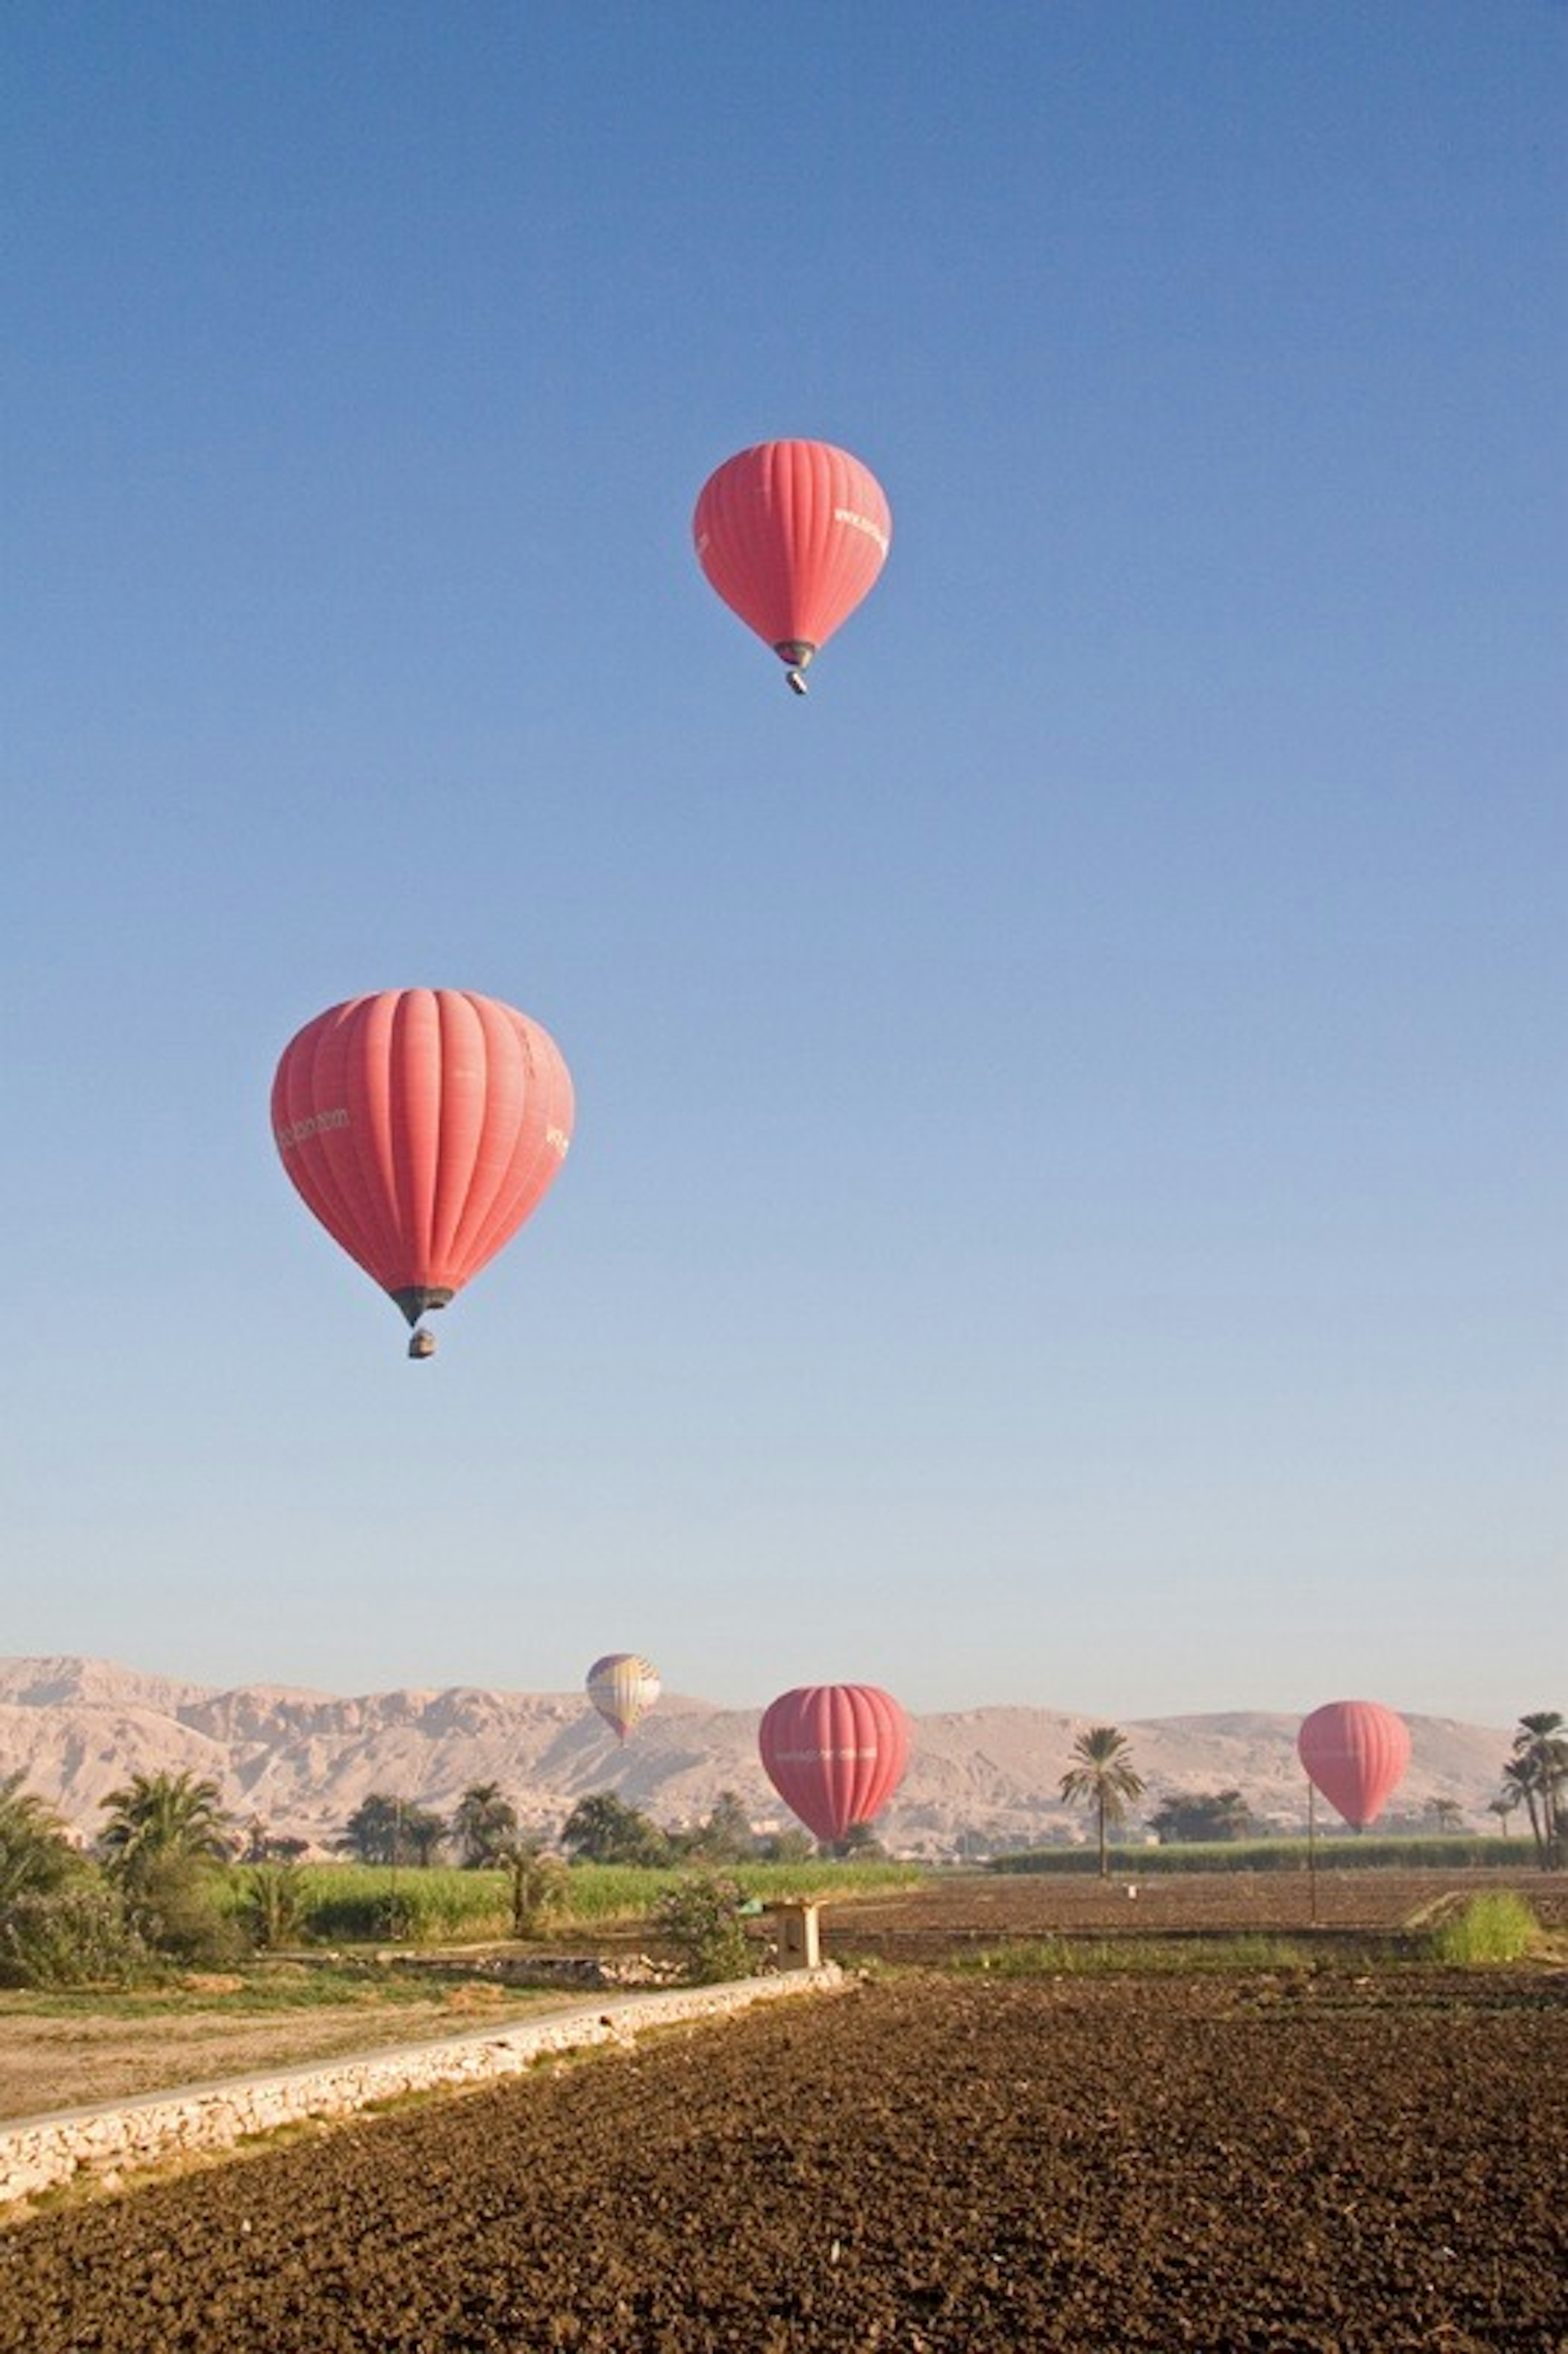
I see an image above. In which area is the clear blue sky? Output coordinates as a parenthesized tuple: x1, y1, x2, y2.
(3, 2, 1563, 1725)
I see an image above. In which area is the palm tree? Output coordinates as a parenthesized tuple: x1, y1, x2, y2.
(452, 1783, 519, 1869)
(98, 1771, 234, 1883)
(0, 1773, 78, 1908)
(1060, 1726, 1146, 1879)
(1500, 1759, 1540, 1855)
(97, 1770, 239, 1965)
(402, 1804, 448, 1868)
(560, 1792, 670, 1866)
(1508, 1713, 1568, 1869)
(338, 1793, 405, 1866)
(337, 1793, 447, 1867)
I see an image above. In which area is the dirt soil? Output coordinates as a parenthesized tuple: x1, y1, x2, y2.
(821, 1864, 1568, 1960)
(0, 1981, 564, 2122)
(3, 1868, 1562, 2120)
(2, 1969, 1564, 2352)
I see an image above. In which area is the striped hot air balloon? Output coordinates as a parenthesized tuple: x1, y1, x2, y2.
(693, 440, 891, 694)
(271, 988, 573, 1357)
(1297, 1699, 1411, 1829)
(586, 1654, 661, 1744)
(758, 1684, 910, 1844)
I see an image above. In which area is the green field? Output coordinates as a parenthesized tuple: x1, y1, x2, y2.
(989, 1834, 1528, 1876)
(224, 1858, 924, 1946)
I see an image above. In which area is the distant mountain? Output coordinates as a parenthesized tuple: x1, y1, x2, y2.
(0, 1657, 1515, 1859)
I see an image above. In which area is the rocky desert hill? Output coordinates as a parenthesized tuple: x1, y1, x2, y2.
(0, 1658, 1516, 1858)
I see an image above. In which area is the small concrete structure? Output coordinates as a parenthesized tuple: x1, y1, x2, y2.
(771, 1901, 822, 1969)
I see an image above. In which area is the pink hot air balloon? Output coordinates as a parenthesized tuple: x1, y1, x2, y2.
(271, 987, 573, 1357)
(758, 1684, 910, 1844)
(693, 440, 891, 694)
(1297, 1699, 1412, 1829)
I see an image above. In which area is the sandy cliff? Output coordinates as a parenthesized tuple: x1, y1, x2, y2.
(0, 1657, 1513, 1857)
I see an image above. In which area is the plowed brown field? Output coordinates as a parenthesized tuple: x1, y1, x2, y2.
(2, 1965, 1564, 2352)
(820, 1864, 1568, 1960)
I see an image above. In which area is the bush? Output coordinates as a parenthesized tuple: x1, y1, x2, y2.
(128, 1855, 248, 1966)
(0, 1882, 154, 1988)
(653, 1874, 756, 1984)
(1425, 1891, 1539, 1965)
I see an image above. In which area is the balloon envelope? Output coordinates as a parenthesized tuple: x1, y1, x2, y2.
(758, 1684, 910, 1844)
(272, 988, 573, 1331)
(586, 1654, 661, 1743)
(1297, 1699, 1411, 1828)
(693, 440, 891, 680)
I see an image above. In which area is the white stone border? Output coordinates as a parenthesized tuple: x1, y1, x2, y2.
(0, 1966, 845, 2210)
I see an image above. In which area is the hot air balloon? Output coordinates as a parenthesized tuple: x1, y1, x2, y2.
(758, 1684, 910, 1844)
(693, 439, 891, 693)
(1297, 1699, 1411, 1829)
(271, 988, 573, 1356)
(586, 1654, 661, 1744)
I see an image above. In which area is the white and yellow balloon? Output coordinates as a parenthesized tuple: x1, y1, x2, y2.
(585, 1654, 661, 1744)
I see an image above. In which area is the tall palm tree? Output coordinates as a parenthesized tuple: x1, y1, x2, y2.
(98, 1771, 234, 1883)
(0, 1773, 77, 1908)
(1060, 1726, 1146, 1879)
(1508, 1713, 1568, 1869)
(452, 1783, 519, 1869)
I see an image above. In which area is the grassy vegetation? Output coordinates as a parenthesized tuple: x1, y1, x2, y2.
(950, 1933, 1318, 1977)
(217, 1858, 924, 1947)
(1423, 1890, 1541, 1966)
(0, 1961, 505, 2022)
(989, 1836, 1526, 1876)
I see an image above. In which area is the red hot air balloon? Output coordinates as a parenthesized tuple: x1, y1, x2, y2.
(758, 1685, 911, 1844)
(693, 440, 891, 694)
(1297, 1699, 1411, 1829)
(272, 988, 573, 1355)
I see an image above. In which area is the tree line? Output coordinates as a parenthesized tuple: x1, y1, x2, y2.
(1055, 1712, 1567, 1875)
(0, 1771, 882, 1989)
(0, 1709, 1560, 1980)
(331, 1786, 882, 1870)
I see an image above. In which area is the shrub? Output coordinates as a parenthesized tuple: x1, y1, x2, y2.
(0, 1882, 154, 1988)
(128, 1855, 248, 1966)
(654, 1874, 755, 1984)
(1425, 1890, 1539, 1966)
